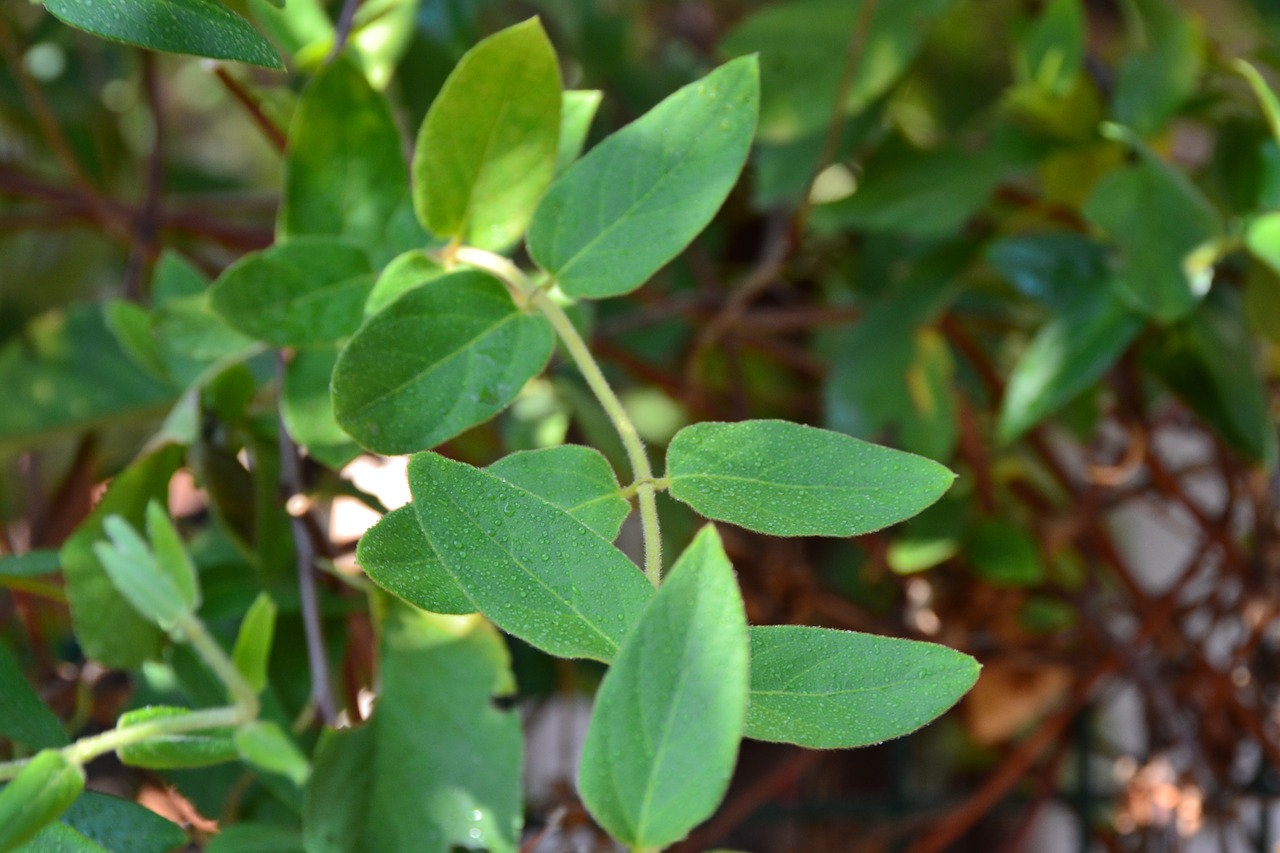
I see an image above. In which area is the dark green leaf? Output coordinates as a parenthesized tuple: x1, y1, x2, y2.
(209, 239, 373, 347)
(43, 0, 282, 68)
(281, 346, 349, 449)
(407, 453, 653, 661)
(279, 59, 409, 260)
(745, 626, 980, 748)
(357, 506, 476, 615)
(204, 823, 304, 853)
(412, 18, 561, 250)
(487, 445, 629, 540)
(986, 232, 1111, 310)
(965, 520, 1045, 587)
(666, 420, 955, 537)
(1111, 0, 1201, 135)
(0, 641, 67, 749)
(0, 552, 61, 580)
(303, 607, 522, 853)
(14, 821, 108, 852)
(61, 446, 183, 668)
(528, 56, 759, 299)
(332, 270, 554, 455)
(53, 793, 186, 853)
(103, 300, 168, 383)
(578, 526, 748, 849)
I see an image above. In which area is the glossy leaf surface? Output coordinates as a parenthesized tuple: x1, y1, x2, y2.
(666, 420, 955, 537)
(745, 626, 980, 748)
(210, 239, 373, 347)
(528, 56, 759, 298)
(407, 453, 653, 661)
(578, 526, 748, 849)
(332, 271, 554, 454)
(43, 0, 281, 68)
(412, 18, 561, 249)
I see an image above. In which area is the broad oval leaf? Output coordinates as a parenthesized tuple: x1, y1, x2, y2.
(43, 0, 282, 68)
(279, 59, 409, 259)
(332, 270, 554, 455)
(357, 505, 476, 615)
(745, 626, 980, 749)
(528, 56, 760, 299)
(997, 290, 1144, 443)
(412, 18, 562, 250)
(407, 453, 653, 661)
(665, 420, 955, 537)
(578, 526, 748, 849)
(209, 239, 373, 347)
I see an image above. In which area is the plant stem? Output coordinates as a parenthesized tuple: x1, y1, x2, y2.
(177, 611, 260, 718)
(530, 290, 664, 586)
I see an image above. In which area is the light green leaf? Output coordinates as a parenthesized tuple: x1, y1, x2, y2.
(145, 501, 200, 614)
(210, 239, 374, 347)
(232, 592, 278, 694)
(42, 0, 282, 68)
(0, 749, 85, 852)
(487, 445, 629, 540)
(61, 446, 183, 668)
(1246, 211, 1280, 277)
(279, 59, 409, 258)
(1017, 0, 1085, 95)
(666, 420, 955, 537)
(997, 289, 1144, 443)
(116, 707, 238, 770)
(578, 526, 748, 849)
(412, 18, 561, 249)
(0, 641, 68, 749)
(94, 516, 190, 632)
(281, 346, 349, 449)
(1084, 130, 1220, 321)
(1235, 60, 1280, 145)
(556, 90, 602, 175)
(528, 56, 759, 299)
(332, 270, 554, 455)
(235, 722, 310, 787)
(303, 608, 521, 853)
(721, 0, 952, 143)
(745, 626, 980, 748)
(407, 453, 653, 661)
(364, 250, 444, 317)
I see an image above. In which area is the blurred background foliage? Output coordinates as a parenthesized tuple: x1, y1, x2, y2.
(3, 0, 1280, 850)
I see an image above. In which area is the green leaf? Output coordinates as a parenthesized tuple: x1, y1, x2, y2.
(407, 453, 653, 661)
(235, 722, 310, 787)
(204, 823, 304, 853)
(0, 641, 68, 750)
(364, 250, 444, 317)
(556, 90, 602, 175)
(720, 0, 953, 143)
(94, 516, 191, 633)
(279, 59, 409, 258)
(412, 18, 562, 250)
(13, 821, 108, 853)
(487, 446, 629, 540)
(578, 526, 748, 849)
(1016, 0, 1085, 95)
(61, 446, 184, 668)
(666, 420, 955, 537)
(116, 707, 238, 770)
(527, 56, 759, 299)
(357, 506, 477, 615)
(1143, 289, 1278, 468)
(1111, 0, 1202, 135)
(1235, 60, 1280, 145)
(103, 300, 169, 383)
(997, 288, 1144, 443)
(145, 502, 200, 614)
(0, 305, 175, 454)
(1084, 132, 1220, 321)
(332, 270, 554, 455)
(232, 592, 278, 694)
(281, 346, 349, 449)
(986, 232, 1111, 310)
(745, 626, 980, 748)
(33, 792, 185, 853)
(965, 520, 1045, 587)
(209, 239, 374, 347)
(303, 608, 521, 853)
(0, 552, 60, 579)
(1246, 211, 1280, 277)
(0, 750, 85, 852)
(42, 0, 282, 68)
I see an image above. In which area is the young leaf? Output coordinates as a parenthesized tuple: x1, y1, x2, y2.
(116, 707, 238, 770)
(556, 90, 603, 175)
(279, 58, 409, 259)
(528, 56, 759, 299)
(61, 446, 184, 668)
(578, 526, 749, 849)
(145, 501, 200, 614)
(42, 0, 282, 69)
(997, 289, 1144, 443)
(0, 749, 85, 851)
(412, 18, 562, 250)
(209, 239, 374, 347)
(363, 250, 444, 317)
(0, 641, 69, 750)
(303, 608, 521, 853)
(407, 453, 654, 661)
(332, 270, 554, 455)
(232, 592, 278, 694)
(666, 420, 955, 537)
(94, 516, 190, 633)
(745, 626, 980, 749)
(235, 721, 310, 787)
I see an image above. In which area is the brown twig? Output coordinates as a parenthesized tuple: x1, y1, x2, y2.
(211, 65, 288, 155)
